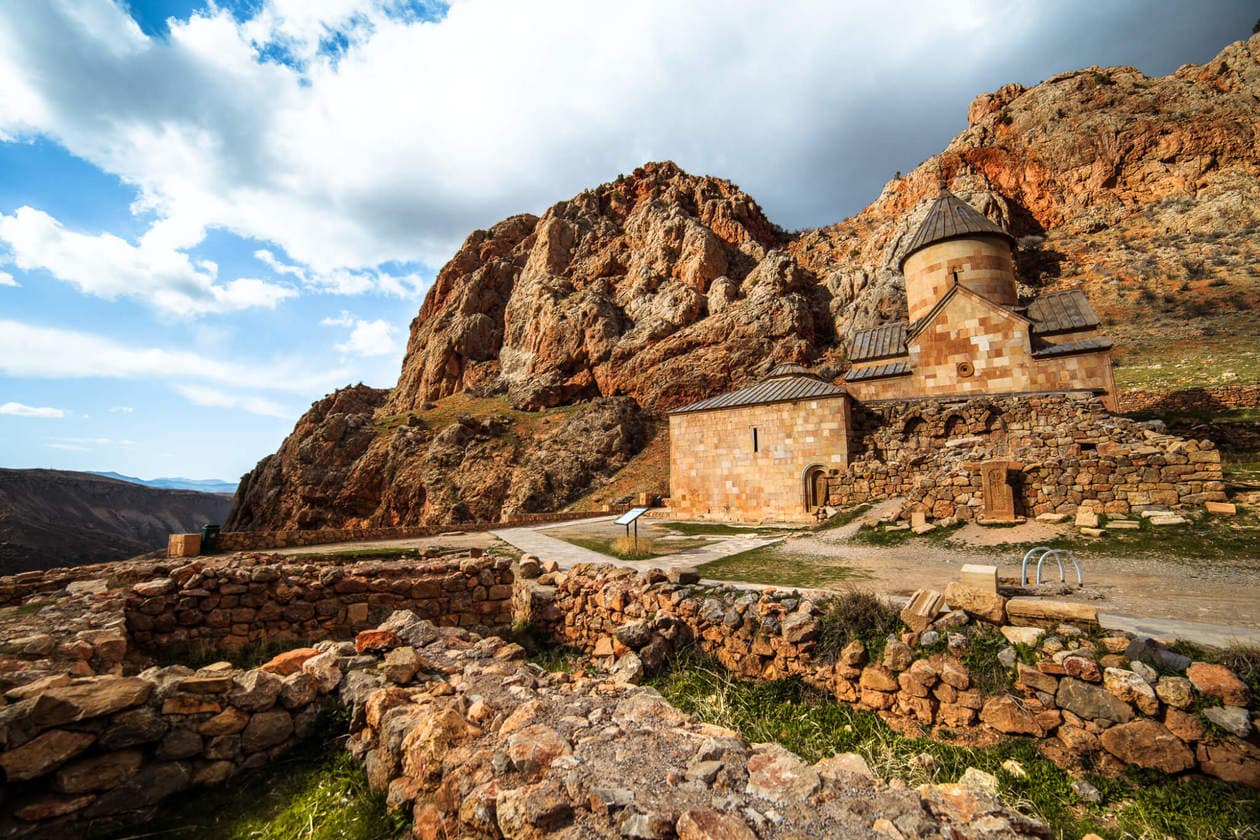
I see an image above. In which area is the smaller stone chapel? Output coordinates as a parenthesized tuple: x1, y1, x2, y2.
(668, 188, 1125, 523)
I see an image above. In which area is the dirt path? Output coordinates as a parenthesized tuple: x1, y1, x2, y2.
(796, 530, 1260, 629)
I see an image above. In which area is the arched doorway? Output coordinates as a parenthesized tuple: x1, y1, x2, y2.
(804, 465, 828, 513)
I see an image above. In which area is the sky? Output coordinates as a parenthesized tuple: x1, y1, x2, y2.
(0, 0, 1255, 483)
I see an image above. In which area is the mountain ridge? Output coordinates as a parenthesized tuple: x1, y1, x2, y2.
(88, 471, 237, 495)
(0, 468, 233, 573)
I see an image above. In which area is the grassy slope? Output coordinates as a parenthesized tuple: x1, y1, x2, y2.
(648, 657, 1260, 840)
(125, 712, 403, 840)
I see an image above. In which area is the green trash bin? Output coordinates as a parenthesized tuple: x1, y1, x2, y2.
(201, 524, 221, 553)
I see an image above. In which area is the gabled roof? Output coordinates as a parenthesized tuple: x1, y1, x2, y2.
(899, 189, 1015, 269)
(905, 282, 1031, 344)
(849, 321, 909, 363)
(1032, 336, 1114, 358)
(1026, 290, 1101, 336)
(844, 361, 911, 382)
(669, 376, 846, 415)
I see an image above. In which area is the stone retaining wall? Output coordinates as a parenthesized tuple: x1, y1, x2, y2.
(521, 562, 1259, 790)
(0, 554, 515, 837)
(215, 508, 630, 552)
(829, 392, 1226, 520)
(1118, 384, 1260, 415)
(125, 554, 514, 651)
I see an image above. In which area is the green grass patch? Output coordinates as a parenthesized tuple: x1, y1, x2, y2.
(663, 522, 788, 537)
(850, 520, 964, 547)
(8, 599, 52, 617)
(124, 708, 405, 840)
(815, 589, 902, 663)
(648, 655, 1260, 840)
(987, 511, 1260, 568)
(153, 636, 322, 670)
(696, 543, 866, 590)
(559, 534, 707, 561)
(817, 503, 874, 530)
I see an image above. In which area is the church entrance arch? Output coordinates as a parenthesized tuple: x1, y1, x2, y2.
(804, 465, 828, 513)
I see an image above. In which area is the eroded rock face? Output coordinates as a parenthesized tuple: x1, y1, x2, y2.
(227, 388, 647, 531)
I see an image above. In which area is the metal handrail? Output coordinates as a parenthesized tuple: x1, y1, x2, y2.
(1020, 546, 1083, 586)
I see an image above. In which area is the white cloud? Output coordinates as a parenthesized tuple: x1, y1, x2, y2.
(0, 206, 296, 316)
(0, 271, 17, 287)
(321, 311, 399, 357)
(0, 401, 66, 418)
(173, 384, 289, 417)
(0, 0, 1245, 311)
(0, 318, 351, 394)
(109, 405, 134, 413)
(46, 442, 90, 451)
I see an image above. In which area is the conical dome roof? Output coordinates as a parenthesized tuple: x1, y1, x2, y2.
(898, 189, 1015, 269)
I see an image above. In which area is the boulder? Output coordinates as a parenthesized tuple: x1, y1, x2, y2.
(241, 709, 294, 753)
(1000, 626, 1045, 647)
(745, 743, 821, 804)
(0, 729, 96, 781)
(496, 781, 573, 837)
(28, 677, 153, 727)
(1186, 662, 1250, 707)
(677, 808, 757, 840)
(1204, 706, 1252, 738)
(378, 611, 440, 647)
(1099, 720, 1194, 773)
(1196, 738, 1260, 789)
(900, 590, 946, 632)
(1056, 678, 1134, 724)
(943, 582, 1007, 624)
(506, 724, 571, 779)
(1102, 668, 1160, 715)
(980, 696, 1044, 736)
(354, 629, 402, 654)
(259, 647, 320, 676)
(382, 646, 422, 684)
(229, 670, 284, 711)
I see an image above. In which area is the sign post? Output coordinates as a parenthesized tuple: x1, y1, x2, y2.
(614, 507, 651, 556)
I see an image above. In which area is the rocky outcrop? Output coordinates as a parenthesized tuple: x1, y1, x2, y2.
(231, 34, 1260, 531)
(226, 388, 647, 531)
(0, 469, 232, 575)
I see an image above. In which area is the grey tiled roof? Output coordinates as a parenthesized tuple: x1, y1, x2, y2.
(1032, 336, 1114, 358)
(899, 189, 1015, 268)
(849, 321, 909, 362)
(670, 376, 846, 415)
(1026, 290, 1101, 335)
(844, 361, 912, 382)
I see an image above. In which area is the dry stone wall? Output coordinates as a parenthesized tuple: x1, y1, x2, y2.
(521, 562, 1259, 790)
(830, 392, 1226, 520)
(125, 554, 514, 651)
(0, 554, 514, 837)
(1118, 384, 1260, 415)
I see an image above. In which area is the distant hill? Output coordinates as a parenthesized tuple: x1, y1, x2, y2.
(89, 471, 237, 495)
(0, 469, 233, 575)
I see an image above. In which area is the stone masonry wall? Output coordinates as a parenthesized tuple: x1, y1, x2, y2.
(0, 554, 513, 837)
(520, 562, 1259, 790)
(125, 554, 514, 651)
(668, 395, 850, 522)
(828, 392, 1225, 521)
(1118, 384, 1260, 415)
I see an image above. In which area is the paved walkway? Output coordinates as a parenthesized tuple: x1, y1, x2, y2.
(492, 516, 783, 573)
(1099, 613, 1260, 648)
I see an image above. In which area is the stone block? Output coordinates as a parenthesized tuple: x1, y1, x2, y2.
(943, 582, 1006, 624)
(1006, 599, 1097, 627)
(1074, 509, 1099, 528)
(167, 533, 202, 558)
(900, 589, 946, 632)
(959, 564, 998, 595)
(1205, 501, 1237, 516)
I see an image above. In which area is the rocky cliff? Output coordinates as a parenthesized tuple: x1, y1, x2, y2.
(0, 469, 233, 574)
(229, 34, 1260, 531)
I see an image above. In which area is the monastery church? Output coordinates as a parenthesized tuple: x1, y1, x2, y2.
(668, 188, 1118, 522)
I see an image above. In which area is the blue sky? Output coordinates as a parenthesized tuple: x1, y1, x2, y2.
(0, 0, 1254, 482)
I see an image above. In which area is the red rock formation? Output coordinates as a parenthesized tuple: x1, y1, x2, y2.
(231, 35, 1260, 531)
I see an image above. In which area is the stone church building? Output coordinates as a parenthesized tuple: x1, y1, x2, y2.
(666, 189, 1177, 523)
